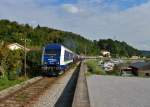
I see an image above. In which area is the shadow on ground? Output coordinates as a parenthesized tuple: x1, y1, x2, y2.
(54, 64, 80, 107)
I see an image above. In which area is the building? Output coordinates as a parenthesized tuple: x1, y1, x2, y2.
(101, 50, 111, 57)
(103, 62, 114, 71)
(120, 67, 133, 77)
(130, 56, 140, 59)
(129, 62, 150, 77)
(7, 43, 30, 51)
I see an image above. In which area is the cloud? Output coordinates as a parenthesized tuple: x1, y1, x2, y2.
(0, 0, 150, 50)
(62, 4, 79, 14)
(58, 0, 150, 50)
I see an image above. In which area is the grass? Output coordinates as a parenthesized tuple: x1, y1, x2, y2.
(85, 60, 106, 76)
(0, 76, 27, 91)
(85, 60, 121, 76)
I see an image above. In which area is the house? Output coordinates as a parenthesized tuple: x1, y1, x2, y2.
(130, 55, 140, 59)
(120, 67, 133, 77)
(7, 43, 30, 51)
(101, 50, 111, 57)
(129, 62, 150, 77)
(103, 62, 114, 71)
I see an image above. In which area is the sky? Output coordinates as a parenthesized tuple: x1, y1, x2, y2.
(0, 0, 150, 50)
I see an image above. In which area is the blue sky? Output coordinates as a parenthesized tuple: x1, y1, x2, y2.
(36, 0, 77, 6)
(31, 0, 149, 11)
(35, 0, 149, 9)
(0, 0, 150, 50)
(102, 0, 149, 10)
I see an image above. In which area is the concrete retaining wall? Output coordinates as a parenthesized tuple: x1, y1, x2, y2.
(72, 62, 90, 107)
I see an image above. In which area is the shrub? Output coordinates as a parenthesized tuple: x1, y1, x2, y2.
(86, 60, 105, 75)
(26, 50, 42, 77)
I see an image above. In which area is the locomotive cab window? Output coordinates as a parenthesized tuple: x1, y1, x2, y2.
(45, 49, 60, 56)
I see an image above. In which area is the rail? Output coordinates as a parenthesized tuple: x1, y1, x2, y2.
(72, 61, 90, 107)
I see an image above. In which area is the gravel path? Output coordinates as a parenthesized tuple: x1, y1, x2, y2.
(32, 67, 78, 107)
(87, 75, 150, 107)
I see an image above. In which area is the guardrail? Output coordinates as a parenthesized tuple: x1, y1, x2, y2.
(72, 61, 90, 107)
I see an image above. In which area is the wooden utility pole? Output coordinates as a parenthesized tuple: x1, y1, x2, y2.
(24, 34, 27, 78)
(85, 45, 87, 57)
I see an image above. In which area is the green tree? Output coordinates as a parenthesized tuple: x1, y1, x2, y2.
(6, 50, 23, 79)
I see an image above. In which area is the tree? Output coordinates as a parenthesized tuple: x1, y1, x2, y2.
(6, 50, 23, 79)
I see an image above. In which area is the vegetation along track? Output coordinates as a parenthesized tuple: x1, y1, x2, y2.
(0, 67, 76, 107)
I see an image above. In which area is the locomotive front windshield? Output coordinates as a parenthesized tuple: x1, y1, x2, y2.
(45, 49, 60, 56)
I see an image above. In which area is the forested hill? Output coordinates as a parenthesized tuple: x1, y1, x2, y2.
(140, 50, 150, 57)
(0, 19, 140, 57)
(0, 19, 99, 55)
(95, 39, 140, 57)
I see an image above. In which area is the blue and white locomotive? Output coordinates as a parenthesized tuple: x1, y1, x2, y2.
(41, 43, 75, 75)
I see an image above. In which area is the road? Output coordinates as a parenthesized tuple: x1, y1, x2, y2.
(87, 75, 150, 107)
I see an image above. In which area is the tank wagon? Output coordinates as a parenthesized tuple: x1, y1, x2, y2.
(41, 44, 79, 75)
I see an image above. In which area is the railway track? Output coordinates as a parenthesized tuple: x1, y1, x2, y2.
(0, 62, 90, 107)
(0, 77, 57, 107)
(0, 64, 79, 107)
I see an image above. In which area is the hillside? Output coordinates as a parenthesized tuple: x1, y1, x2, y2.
(0, 19, 140, 56)
(0, 19, 99, 55)
(95, 39, 140, 57)
(140, 50, 150, 57)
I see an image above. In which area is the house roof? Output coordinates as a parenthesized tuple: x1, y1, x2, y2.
(7, 43, 30, 51)
(130, 62, 150, 70)
(9, 43, 24, 47)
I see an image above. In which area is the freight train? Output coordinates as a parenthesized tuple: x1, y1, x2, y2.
(41, 43, 80, 76)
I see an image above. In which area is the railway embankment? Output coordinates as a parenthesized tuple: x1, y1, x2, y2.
(32, 63, 80, 107)
(0, 63, 81, 107)
(0, 76, 43, 100)
(0, 62, 92, 107)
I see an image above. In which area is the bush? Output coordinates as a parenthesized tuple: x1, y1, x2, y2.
(86, 60, 105, 75)
(26, 50, 42, 77)
(7, 71, 17, 80)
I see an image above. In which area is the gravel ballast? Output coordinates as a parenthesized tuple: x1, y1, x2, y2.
(32, 67, 78, 107)
(87, 75, 150, 107)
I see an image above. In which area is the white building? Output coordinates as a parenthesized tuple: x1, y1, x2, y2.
(103, 62, 114, 71)
(130, 56, 140, 59)
(7, 43, 30, 51)
(101, 50, 111, 57)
